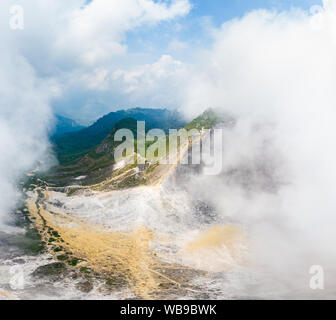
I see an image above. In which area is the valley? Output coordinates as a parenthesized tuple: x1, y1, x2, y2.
(15, 109, 250, 299)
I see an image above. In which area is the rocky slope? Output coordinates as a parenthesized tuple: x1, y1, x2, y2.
(20, 109, 248, 299)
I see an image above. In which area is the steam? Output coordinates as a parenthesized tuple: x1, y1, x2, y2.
(179, 1, 336, 291)
(0, 50, 53, 230)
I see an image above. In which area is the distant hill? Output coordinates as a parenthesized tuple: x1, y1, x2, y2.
(53, 108, 187, 164)
(52, 115, 85, 138)
(43, 109, 229, 188)
(185, 109, 229, 130)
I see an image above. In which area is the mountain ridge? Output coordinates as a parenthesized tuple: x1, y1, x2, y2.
(52, 115, 86, 138)
(43, 109, 226, 188)
(53, 108, 187, 164)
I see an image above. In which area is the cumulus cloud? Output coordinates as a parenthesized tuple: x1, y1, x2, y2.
(111, 54, 188, 105)
(56, 0, 191, 66)
(7, 0, 191, 70)
(3, 0, 191, 118)
(59, 54, 189, 119)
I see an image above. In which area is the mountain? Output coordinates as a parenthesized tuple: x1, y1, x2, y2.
(52, 115, 85, 138)
(46, 118, 139, 187)
(26, 110, 235, 300)
(53, 108, 187, 164)
(44, 109, 228, 188)
(185, 108, 230, 130)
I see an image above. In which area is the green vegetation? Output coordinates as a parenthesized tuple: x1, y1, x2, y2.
(15, 228, 45, 255)
(43, 108, 225, 188)
(80, 267, 91, 273)
(106, 278, 116, 286)
(32, 262, 67, 278)
(185, 108, 224, 130)
(116, 173, 147, 189)
(51, 230, 60, 238)
(56, 254, 68, 261)
(53, 108, 186, 164)
(68, 258, 80, 266)
(67, 189, 78, 197)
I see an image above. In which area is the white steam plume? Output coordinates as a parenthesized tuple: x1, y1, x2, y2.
(179, 1, 336, 294)
(0, 49, 53, 230)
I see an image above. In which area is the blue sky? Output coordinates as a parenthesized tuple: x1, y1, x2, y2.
(126, 0, 322, 59)
(190, 0, 321, 22)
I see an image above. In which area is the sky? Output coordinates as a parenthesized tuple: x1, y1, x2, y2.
(1, 0, 322, 124)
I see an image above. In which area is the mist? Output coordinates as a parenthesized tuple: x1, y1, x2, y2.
(178, 1, 336, 293)
(0, 49, 53, 230)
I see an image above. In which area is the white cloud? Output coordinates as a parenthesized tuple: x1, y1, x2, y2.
(0, 50, 54, 229)
(111, 54, 188, 106)
(168, 38, 188, 51)
(76, 54, 189, 108)
(80, 69, 110, 90)
(113, 55, 185, 90)
(9, 0, 191, 68)
(2, 0, 192, 118)
(61, 0, 191, 66)
(177, 0, 336, 280)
